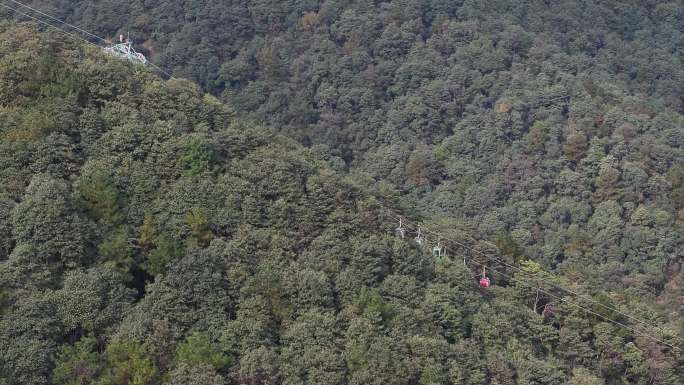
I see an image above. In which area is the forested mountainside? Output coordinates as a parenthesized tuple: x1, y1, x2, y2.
(17, 1, 684, 153)
(9, 1, 683, 270)
(0, 0, 682, 385)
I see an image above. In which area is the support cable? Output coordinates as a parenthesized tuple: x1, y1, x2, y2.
(0, 0, 173, 78)
(386, 211, 682, 349)
(5, 0, 105, 42)
(0, 1, 99, 48)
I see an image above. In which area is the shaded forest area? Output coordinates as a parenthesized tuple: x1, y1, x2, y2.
(0, 0, 683, 384)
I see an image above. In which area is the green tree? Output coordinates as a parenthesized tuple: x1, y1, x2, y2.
(175, 332, 230, 370)
(352, 287, 394, 325)
(79, 166, 122, 224)
(667, 164, 684, 210)
(98, 227, 134, 271)
(569, 367, 604, 385)
(344, 316, 411, 385)
(563, 129, 588, 161)
(185, 207, 214, 247)
(163, 363, 226, 385)
(179, 136, 215, 176)
(53, 265, 135, 336)
(52, 337, 102, 385)
(138, 214, 158, 251)
(495, 232, 525, 264)
(527, 120, 550, 153)
(0, 289, 62, 385)
(11, 174, 89, 268)
(100, 340, 158, 385)
(279, 310, 345, 385)
(0, 18, 682, 385)
(236, 346, 280, 385)
(145, 234, 183, 276)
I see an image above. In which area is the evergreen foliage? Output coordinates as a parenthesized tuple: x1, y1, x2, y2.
(0, 3, 682, 382)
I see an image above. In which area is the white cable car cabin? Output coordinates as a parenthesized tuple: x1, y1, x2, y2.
(414, 227, 425, 245)
(432, 241, 444, 259)
(395, 218, 406, 239)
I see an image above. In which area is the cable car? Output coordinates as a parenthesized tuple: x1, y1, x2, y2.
(415, 227, 425, 245)
(432, 241, 444, 259)
(479, 267, 491, 288)
(395, 218, 405, 238)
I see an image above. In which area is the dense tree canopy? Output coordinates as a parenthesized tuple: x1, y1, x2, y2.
(0, 0, 683, 383)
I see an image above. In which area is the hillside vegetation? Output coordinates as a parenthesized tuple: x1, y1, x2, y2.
(0, 0, 683, 384)
(14, 1, 683, 277)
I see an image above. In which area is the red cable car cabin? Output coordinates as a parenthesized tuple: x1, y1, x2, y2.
(479, 267, 490, 288)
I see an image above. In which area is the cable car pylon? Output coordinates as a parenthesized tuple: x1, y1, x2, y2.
(104, 33, 148, 65)
(0, 0, 173, 76)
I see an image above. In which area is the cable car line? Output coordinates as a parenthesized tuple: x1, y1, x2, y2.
(0, 0, 173, 78)
(5, 0, 106, 43)
(390, 210, 682, 341)
(0, 1, 98, 48)
(389, 211, 681, 345)
(418, 230, 681, 351)
(482, 259, 680, 352)
(386, 211, 682, 348)
(0, 0, 678, 355)
(387, 211, 678, 338)
(389, 213, 679, 350)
